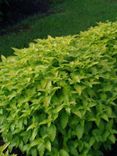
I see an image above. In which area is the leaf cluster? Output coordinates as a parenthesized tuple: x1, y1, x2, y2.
(0, 143, 17, 156)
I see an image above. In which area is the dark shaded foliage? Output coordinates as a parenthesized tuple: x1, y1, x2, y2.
(0, 0, 51, 27)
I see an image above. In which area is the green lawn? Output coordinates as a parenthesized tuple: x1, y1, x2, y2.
(0, 0, 117, 56)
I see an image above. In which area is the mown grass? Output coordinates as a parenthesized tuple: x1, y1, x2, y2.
(0, 0, 117, 56)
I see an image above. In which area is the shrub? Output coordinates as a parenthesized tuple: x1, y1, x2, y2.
(0, 22, 117, 156)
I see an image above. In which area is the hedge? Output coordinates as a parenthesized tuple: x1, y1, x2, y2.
(0, 22, 117, 156)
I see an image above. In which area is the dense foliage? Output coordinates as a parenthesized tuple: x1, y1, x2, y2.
(0, 22, 117, 156)
(0, 143, 16, 156)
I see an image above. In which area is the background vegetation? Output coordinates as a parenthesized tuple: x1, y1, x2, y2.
(0, 0, 117, 56)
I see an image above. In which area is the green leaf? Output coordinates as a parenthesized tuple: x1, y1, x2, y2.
(37, 140, 45, 156)
(76, 121, 84, 139)
(100, 93, 107, 101)
(27, 123, 38, 131)
(1, 55, 7, 63)
(72, 108, 82, 118)
(109, 135, 116, 143)
(60, 111, 69, 129)
(31, 148, 37, 156)
(101, 114, 109, 122)
(0, 109, 3, 115)
(74, 85, 85, 95)
(59, 149, 69, 156)
(45, 140, 51, 152)
(47, 125, 56, 141)
(95, 117, 100, 127)
(89, 137, 95, 147)
(31, 128, 38, 141)
(30, 138, 43, 148)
